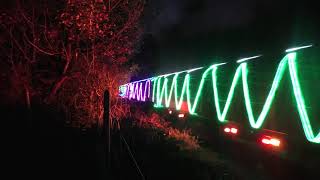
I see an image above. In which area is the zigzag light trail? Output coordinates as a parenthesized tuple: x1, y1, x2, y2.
(120, 52, 320, 144)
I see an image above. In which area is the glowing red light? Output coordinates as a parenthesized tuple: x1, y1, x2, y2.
(224, 127, 231, 133)
(261, 137, 281, 147)
(231, 128, 238, 134)
(262, 138, 270, 144)
(178, 113, 185, 118)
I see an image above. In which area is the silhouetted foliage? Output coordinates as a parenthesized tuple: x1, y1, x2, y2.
(0, 0, 144, 127)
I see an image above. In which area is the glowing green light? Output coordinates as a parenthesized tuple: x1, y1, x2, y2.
(154, 63, 226, 114)
(287, 53, 320, 143)
(187, 65, 216, 114)
(242, 55, 288, 128)
(165, 73, 179, 107)
(126, 52, 320, 144)
(285, 44, 313, 52)
(212, 64, 242, 122)
(155, 76, 164, 107)
(175, 74, 189, 110)
(157, 77, 168, 107)
(152, 77, 158, 102)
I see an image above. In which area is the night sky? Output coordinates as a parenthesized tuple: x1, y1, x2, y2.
(133, 0, 320, 79)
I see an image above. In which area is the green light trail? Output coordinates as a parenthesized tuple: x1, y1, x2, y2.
(242, 55, 288, 129)
(151, 52, 320, 143)
(212, 64, 242, 122)
(287, 53, 320, 143)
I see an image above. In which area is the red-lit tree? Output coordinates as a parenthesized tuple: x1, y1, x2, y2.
(0, 0, 145, 127)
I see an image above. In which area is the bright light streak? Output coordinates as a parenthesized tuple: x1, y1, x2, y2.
(262, 138, 270, 144)
(270, 138, 281, 146)
(215, 62, 228, 66)
(231, 128, 238, 134)
(236, 55, 262, 63)
(124, 78, 153, 85)
(122, 52, 320, 144)
(285, 44, 313, 52)
(261, 137, 281, 147)
(178, 113, 185, 118)
(187, 67, 204, 73)
(159, 67, 204, 77)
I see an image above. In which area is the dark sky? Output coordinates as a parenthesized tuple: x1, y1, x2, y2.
(133, 0, 320, 78)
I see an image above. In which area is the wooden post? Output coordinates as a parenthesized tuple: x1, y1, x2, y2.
(103, 90, 110, 168)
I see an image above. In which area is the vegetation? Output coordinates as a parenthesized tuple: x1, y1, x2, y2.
(0, 0, 144, 127)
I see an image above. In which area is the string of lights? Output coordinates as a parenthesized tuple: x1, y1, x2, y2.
(120, 48, 319, 143)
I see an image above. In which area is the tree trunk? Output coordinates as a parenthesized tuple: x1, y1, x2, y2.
(24, 84, 31, 109)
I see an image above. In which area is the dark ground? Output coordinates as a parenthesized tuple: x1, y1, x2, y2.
(2, 104, 235, 180)
(2, 104, 318, 180)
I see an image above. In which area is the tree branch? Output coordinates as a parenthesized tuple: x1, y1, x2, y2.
(1, 24, 32, 62)
(45, 76, 69, 103)
(23, 33, 60, 56)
